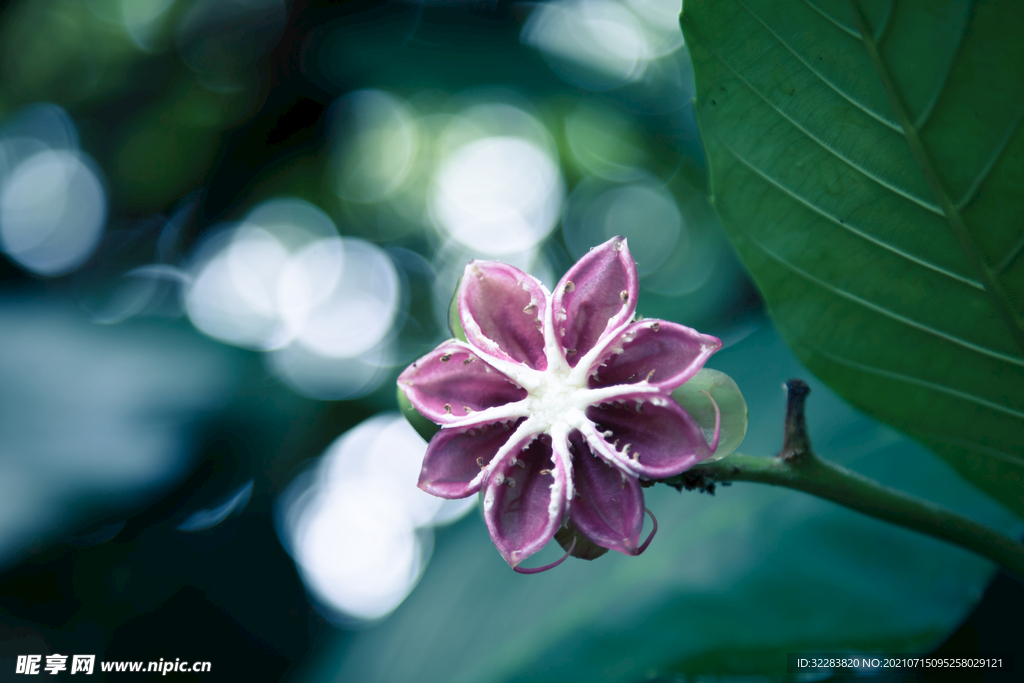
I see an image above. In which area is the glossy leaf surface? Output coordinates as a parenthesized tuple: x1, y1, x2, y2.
(682, 0, 1024, 514)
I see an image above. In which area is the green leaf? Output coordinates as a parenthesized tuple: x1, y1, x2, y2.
(448, 275, 467, 343)
(672, 367, 749, 459)
(681, 0, 1024, 515)
(299, 326, 1022, 681)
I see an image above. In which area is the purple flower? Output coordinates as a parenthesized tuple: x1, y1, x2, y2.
(398, 236, 722, 571)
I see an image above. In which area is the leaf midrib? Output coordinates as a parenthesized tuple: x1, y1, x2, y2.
(691, 19, 984, 289)
(740, 225, 1024, 370)
(736, 0, 903, 133)
(692, 0, 1024, 368)
(846, 0, 1024, 357)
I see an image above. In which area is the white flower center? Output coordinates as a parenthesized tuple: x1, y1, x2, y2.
(525, 367, 589, 431)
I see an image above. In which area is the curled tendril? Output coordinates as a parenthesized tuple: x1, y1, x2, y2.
(636, 508, 658, 555)
(513, 536, 577, 574)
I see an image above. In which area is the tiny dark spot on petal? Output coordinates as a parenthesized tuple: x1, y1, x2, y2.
(564, 281, 575, 293)
(651, 322, 659, 332)
(440, 353, 452, 362)
(620, 290, 629, 303)
(444, 403, 452, 413)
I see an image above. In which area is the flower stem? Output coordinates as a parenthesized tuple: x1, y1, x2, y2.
(676, 453, 1024, 580)
(663, 380, 1024, 581)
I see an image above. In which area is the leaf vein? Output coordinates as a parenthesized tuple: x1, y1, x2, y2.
(799, 335, 1024, 422)
(873, 0, 895, 44)
(801, 0, 860, 39)
(743, 230, 1024, 369)
(996, 232, 1024, 276)
(917, 431, 1024, 469)
(913, 0, 972, 130)
(956, 100, 1024, 211)
(735, 0, 903, 134)
(848, 0, 1024, 355)
(718, 138, 979, 288)
(705, 43, 944, 215)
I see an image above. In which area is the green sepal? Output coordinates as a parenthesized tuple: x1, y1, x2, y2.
(671, 368, 748, 460)
(398, 386, 441, 443)
(448, 275, 467, 342)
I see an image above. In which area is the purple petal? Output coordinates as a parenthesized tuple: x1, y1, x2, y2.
(459, 261, 549, 370)
(567, 430, 645, 555)
(484, 434, 567, 567)
(585, 397, 714, 479)
(398, 343, 527, 424)
(552, 236, 639, 366)
(418, 419, 526, 499)
(589, 320, 722, 391)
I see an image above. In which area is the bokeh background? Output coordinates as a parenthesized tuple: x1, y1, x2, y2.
(0, 0, 1020, 681)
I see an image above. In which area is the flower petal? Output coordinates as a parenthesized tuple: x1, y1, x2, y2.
(398, 343, 528, 424)
(585, 397, 714, 479)
(589, 320, 722, 390)
(459, 261, 549, 371)
(552, 236, 638, 366)
(568, 430, 645, 555)
(483, 433, 567, 567)
(418, 418, 526, 498)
